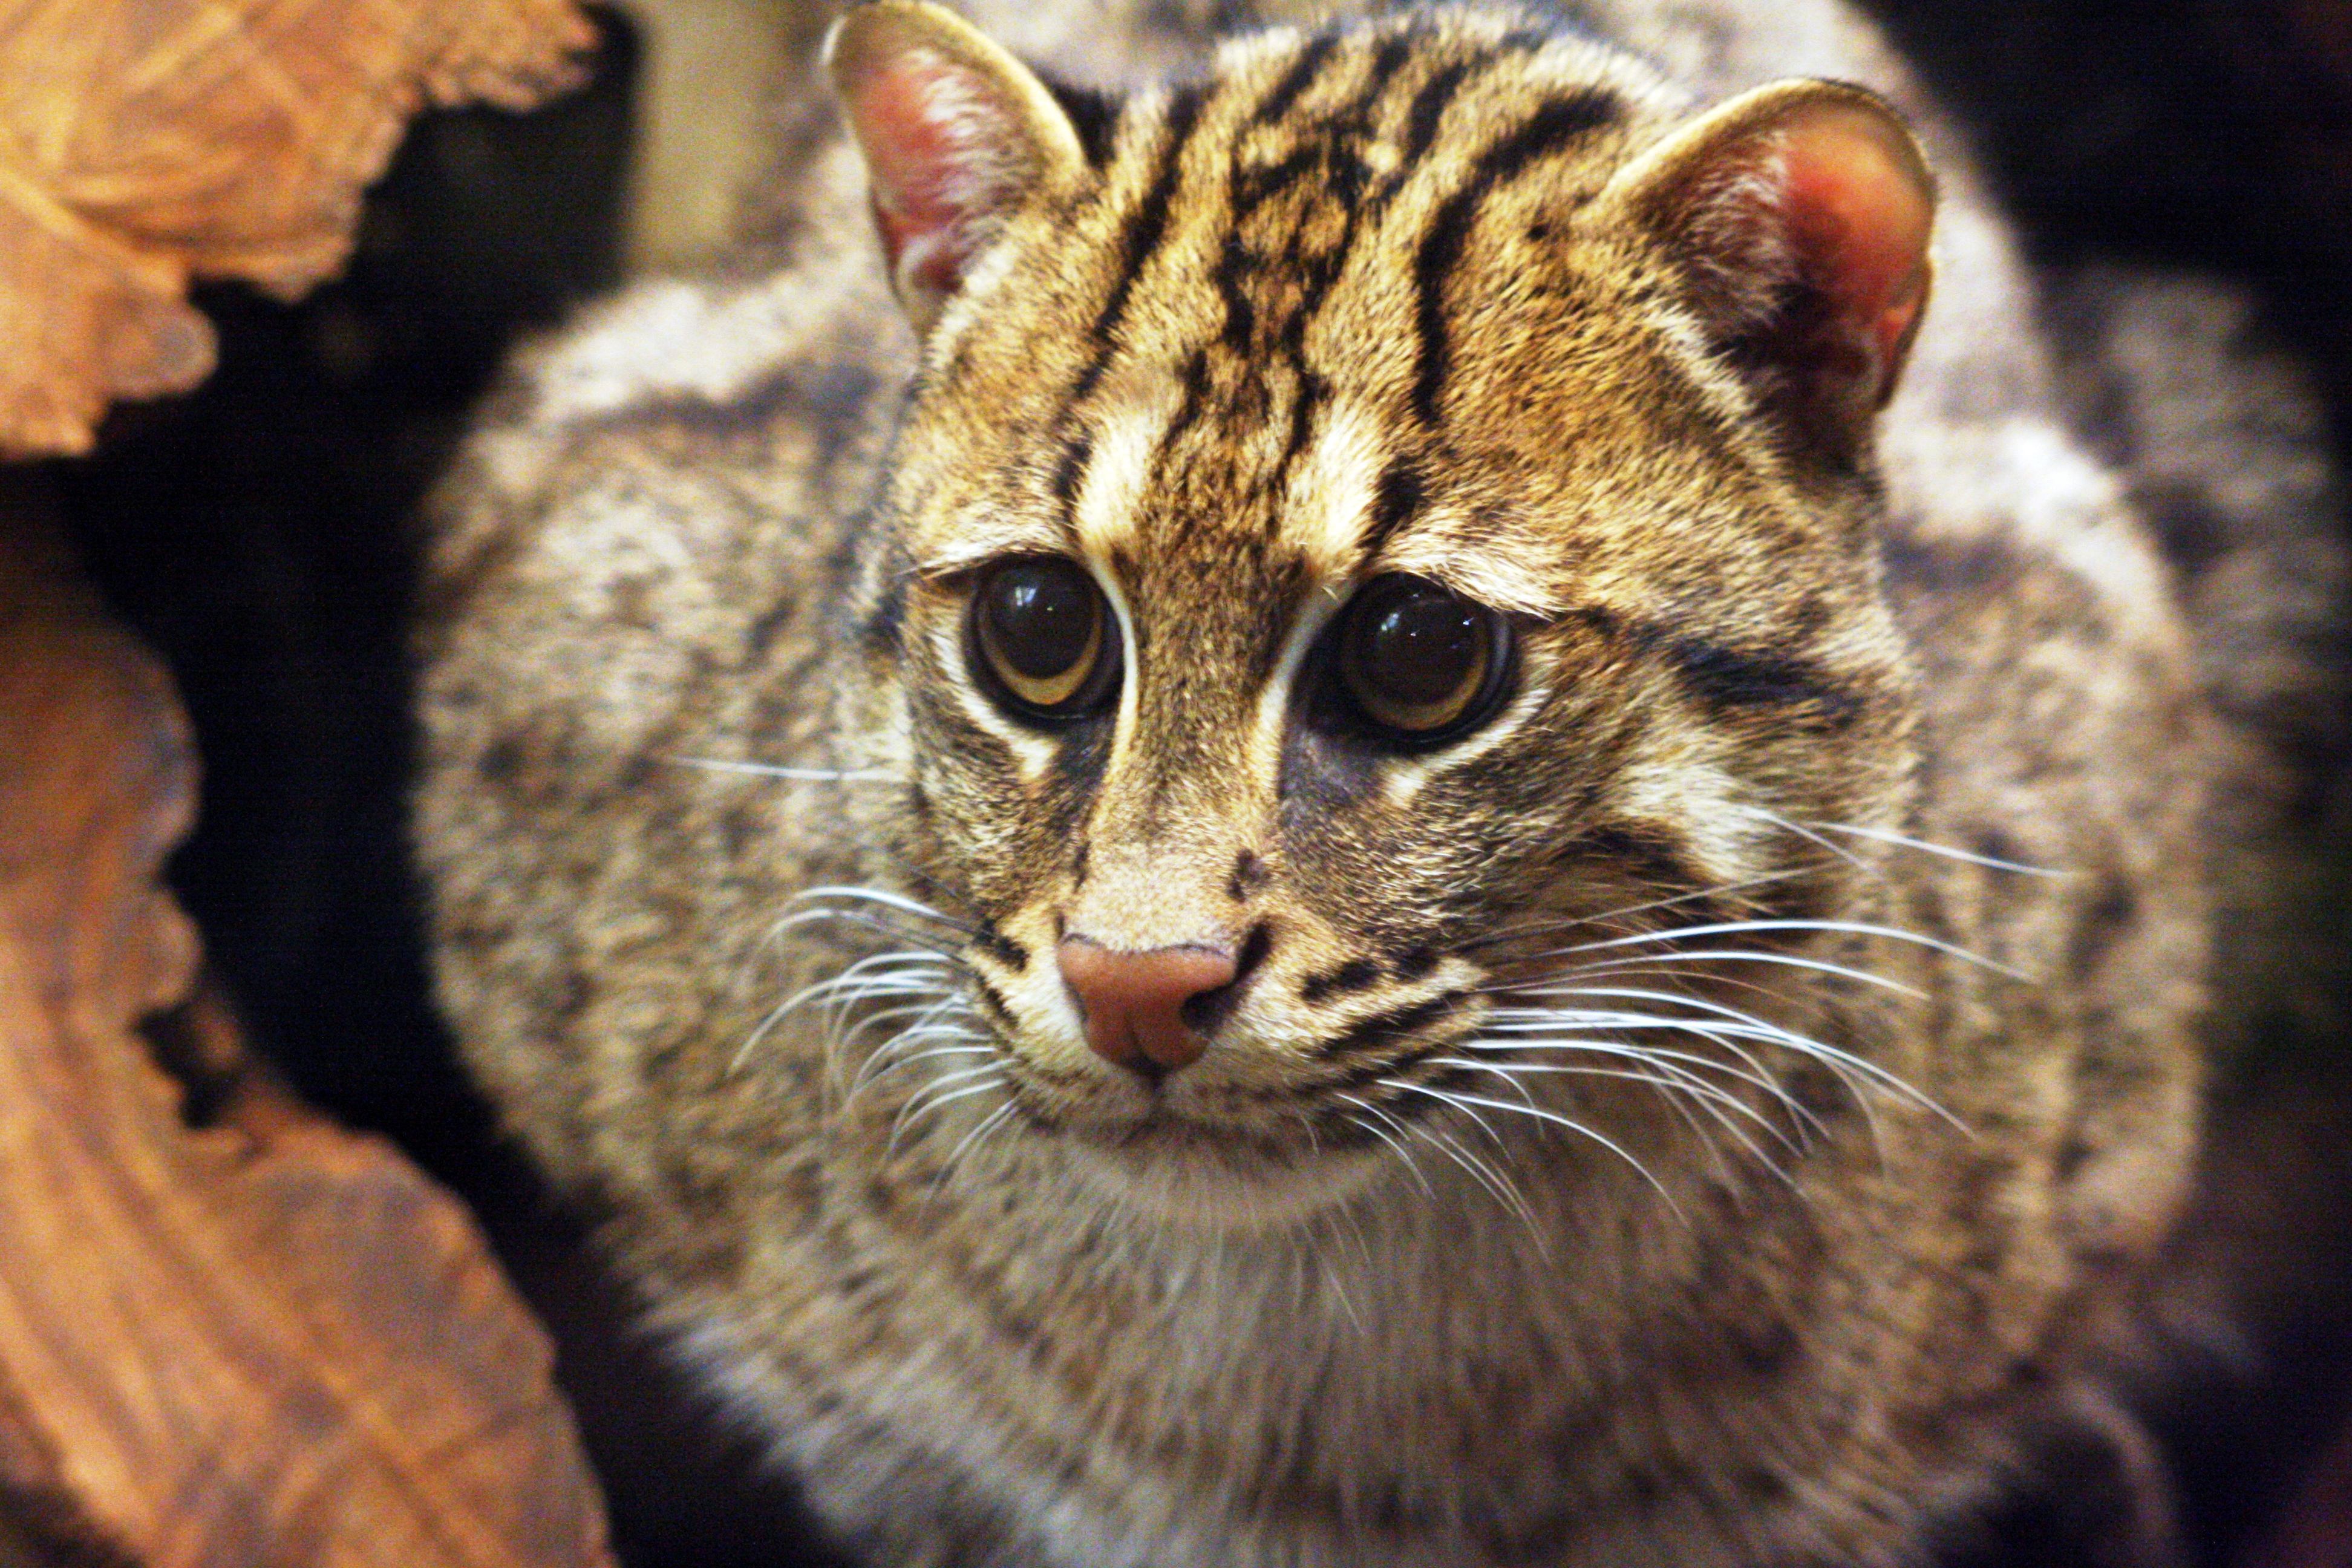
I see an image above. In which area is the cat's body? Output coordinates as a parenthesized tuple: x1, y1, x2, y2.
(417, 2, 2242, 1563)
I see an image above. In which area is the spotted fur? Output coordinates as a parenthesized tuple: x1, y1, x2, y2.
(416, 3, 2247, 1564)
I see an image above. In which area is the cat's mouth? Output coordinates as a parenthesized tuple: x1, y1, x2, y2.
(1056, 1111, 1397, 1227)
(1011, 1080, 1413, 1227)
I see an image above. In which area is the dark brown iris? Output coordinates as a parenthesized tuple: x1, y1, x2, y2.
(970, 557, 1119, 719)
(1337, 574, 1509, 740)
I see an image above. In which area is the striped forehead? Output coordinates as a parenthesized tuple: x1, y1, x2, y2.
(913, 17, 1671, 590)
(1063, 379, 1565, 621)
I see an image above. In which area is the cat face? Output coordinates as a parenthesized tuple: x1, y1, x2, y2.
(829, 3, 1932, 1221)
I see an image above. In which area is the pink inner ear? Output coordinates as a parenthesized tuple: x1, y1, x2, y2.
(1777, 109, 1933, 390)
(841, 51, 1014, 301)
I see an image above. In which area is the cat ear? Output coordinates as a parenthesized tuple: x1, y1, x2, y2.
(1598, 80, 1934, 468)
(826, 1, 1088, 335)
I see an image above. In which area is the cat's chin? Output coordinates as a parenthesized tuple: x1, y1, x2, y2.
(1056, 1118, 1394, 1231)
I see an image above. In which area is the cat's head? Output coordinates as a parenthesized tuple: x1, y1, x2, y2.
(825, 2, 1935, 1224)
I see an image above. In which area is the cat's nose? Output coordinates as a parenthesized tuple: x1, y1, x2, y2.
(1056, 938, 1236, 1078)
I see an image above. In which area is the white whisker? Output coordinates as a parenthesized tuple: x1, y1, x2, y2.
(1736, 806, 1870, 872)
(1431, 1055, 1796, 1182)
(934, 1101, 1021, 1187)
(791, 884, 978, 933)
(846, 1040, 996, 1106)
(1382, 1078, 1684, 1223)
(1333, 1094, 1435, 1197)
(1473, 1013, 1828, 1143)
(1566, 948, 1931, 999)
(1538, 918, 2024, 981)
(1491, 982, 1961, 1134)
(1803, 820, 2068, 877)
(889, 1071, 1008, 1155)
(1383, 1091, 1546, 1244)
(1457, 866, 1826, 952)
(667, 756, 906, 785)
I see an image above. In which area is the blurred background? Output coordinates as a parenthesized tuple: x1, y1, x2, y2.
(34, 2, 2352, 1563)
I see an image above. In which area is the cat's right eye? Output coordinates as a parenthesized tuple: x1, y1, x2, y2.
(968, 557, 1122, 722)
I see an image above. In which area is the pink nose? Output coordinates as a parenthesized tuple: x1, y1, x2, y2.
(1056, 938, 1236, 1077)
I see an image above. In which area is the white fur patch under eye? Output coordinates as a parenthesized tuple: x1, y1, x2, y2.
(1613, 756, 1760, 886)
(936, 605, 1063, 780)
(1375, 670, 1549, 810)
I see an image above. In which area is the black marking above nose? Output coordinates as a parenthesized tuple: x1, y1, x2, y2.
(1227, 849, 1269, 901)
(1073, 841, 1091, 888)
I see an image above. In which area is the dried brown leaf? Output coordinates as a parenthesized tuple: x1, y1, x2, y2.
(0, 491, 617, 1567)
(0, 0, 596, 458)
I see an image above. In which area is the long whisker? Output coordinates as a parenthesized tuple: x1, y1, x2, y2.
(1379, 1078, 1685, 1223)
(1380, 1089, 1547, 1245)
(1453, 866, 1829, 954)
(1534, 918, 2024, 980)
(1438, 1042, 1804, 1154)
(933, 1101, 1022, 1189)
(1493, 982, 1961, 1128)
(1563, 948, 1932, 999)
(1803, 820, 2068, 877)
(665, 756, 907, 785)
(1735, 805, 1870, 872)
(734, 952, 958, 1071)
(1431, 1054, 1795, 1184)
(1472, 1014, 1828, 1142)
(846, 1040, 995, 1107)
(796, 906, 969, 959)
(791, 884, 980, 936)
(1333, 1094, 1435, 1197)
(889, 1070, 1008, 1155)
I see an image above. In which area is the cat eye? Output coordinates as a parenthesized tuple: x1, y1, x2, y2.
(968, 556, 1121, 720)
(1333, 574, 1512, 745)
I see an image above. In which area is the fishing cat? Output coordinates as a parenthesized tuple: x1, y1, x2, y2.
(417, 1, 2235, 1561)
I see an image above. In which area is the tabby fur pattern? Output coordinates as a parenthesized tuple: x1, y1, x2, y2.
(417, 2, 2226, 1563)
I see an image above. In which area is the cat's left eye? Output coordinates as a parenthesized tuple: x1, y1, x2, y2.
(968, 556, 1121, 721)
(1332, 574, 1513, 746)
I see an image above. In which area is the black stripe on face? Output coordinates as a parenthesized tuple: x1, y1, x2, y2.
(1251, 33, 1340, 126)
(1315, 990, 1465, 1059)
(1411, 88, 1622, 426)
(1399, 57, 1474, 166)
(971, 978, 1018, 1032)
(1071, 86, 1206, 407)
(1661, 636, 1864, 732)
(1299, 958, 1382, 1004)
(1360, 460, 1423, 560)
(1050, 432, 1093, 520)
(972, 924, 1030, 972)
(1041, 74, 1123, 167)
(1559, 820, 1705, 893)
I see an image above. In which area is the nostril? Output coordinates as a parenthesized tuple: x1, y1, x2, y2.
(1057, 937, 1237, 1076)
(1178, 920, 1270, 1034)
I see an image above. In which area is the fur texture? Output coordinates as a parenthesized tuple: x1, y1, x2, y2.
(411, 3, 2302, 1563)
